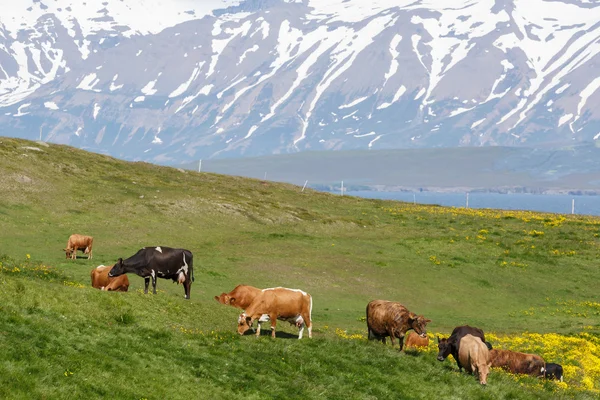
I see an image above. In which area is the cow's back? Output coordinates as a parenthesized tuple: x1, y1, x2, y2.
(458, 335, 490, 373)
(230, 285, 262, 309)
(366, 300, 408, 337)
(249, 288, 309, 317)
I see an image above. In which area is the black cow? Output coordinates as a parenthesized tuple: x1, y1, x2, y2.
(542, 363, 564, 381)
(437, 325, 487, 371)
(109, 246, 194, 299)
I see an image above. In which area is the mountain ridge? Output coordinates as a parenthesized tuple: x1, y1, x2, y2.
(2, 0, 600, 163)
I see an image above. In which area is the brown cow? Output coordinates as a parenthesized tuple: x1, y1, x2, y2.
(215, 284, 262, 309)
(458, 334, 491, 385)
(405, 331, 430, 349)
(437, 325, 488, 371)
(237, 287, 313, 339)
(90, 265, 129, 292)
(366, 300, 431, 351)
(489, 349, 545, 377)
(64, 234, 93, 260)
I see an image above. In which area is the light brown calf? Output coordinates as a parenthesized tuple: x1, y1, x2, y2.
(458, 334, 491, 385)
(405, 331, 430, 349)
(65, 234, 94, 260)
(90, 265, 129, 292)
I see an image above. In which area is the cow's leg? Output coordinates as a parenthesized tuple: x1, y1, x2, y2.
(183, 276, 191, 299)
(151, 275, 157, 295)
(398, 334, 405, 351)
(388, 330, 396, 347)
(298, 321, 305, 339)
(255, 319, 261, 337)
(270, 314, 277, 338)
(300, 311, 312, 339)
(144, 277, 150, 294)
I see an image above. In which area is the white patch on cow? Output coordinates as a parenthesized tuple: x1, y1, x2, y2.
(182, 253, 189, 274)
(258, 314, 270, 322)
(157, 271, 165, 277)
(262, 287, 307, 296)
(96, 265, 106, 269)
(150, 270, 155, 279)
(155, 246, 162, 253)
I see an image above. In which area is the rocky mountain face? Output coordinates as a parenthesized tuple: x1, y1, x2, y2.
(1, 0, 600, 164)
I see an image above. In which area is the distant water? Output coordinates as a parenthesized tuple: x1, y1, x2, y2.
(344, 191, 600, 217)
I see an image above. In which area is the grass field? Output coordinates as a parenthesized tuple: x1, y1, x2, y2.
(0, 137, 599, 399)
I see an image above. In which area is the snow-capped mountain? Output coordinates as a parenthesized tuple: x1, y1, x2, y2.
(2, 0, 600, 163)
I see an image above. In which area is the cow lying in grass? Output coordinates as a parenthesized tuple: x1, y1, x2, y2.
(90, 265, 129, 292)
(489, 349, 545, 377)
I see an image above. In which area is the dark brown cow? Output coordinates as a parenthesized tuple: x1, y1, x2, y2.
(437, 325, 486, 371)
(366, 300, 431, 351)
(489, 349, 545, 377)
(458, 334, 491, 385)
(214, 285, 262, 309)
(90, 265, 129, 292)
(237, 287, 313, 339)
(405, 331, 430, 349)
(64, 234, 93, 260)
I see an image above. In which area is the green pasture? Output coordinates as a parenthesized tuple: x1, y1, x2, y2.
(0, 137, 598, 399)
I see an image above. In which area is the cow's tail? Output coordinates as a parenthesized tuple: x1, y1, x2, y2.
(188, 251, 195, 282)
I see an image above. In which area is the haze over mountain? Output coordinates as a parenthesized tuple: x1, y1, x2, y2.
(2, 0, 600, 164)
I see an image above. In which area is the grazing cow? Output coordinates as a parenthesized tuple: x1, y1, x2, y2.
(109, 246, 194, 299)
(366, 300, 431, 351)
(542, 363, 564, 382)
(405, 331, 430, 349)
(458, 334, 492, 385)
(237, 287, 313, 339)
(437, 325, 487, 371)
(214, 284, 262, 309)
(64, 234, 93, 260)
(90, 265, 129, 292)
(489, 349, 545, 377)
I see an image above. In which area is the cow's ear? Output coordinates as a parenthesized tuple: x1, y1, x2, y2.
(408, 312, 417, 320)
(425, 319, 432, 323)
(229, 297, 236, 305)
(214, 295, 220, 302)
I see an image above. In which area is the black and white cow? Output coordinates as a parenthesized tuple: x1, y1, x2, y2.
(109, 246, 194, 299)
(542, 363, 564, 382)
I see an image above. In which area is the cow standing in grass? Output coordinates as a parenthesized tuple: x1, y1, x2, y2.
(64, 234, 93, 260)
(437, 325, 487, 371)
(109, 246, 194, 299)
(458, 334, 492, 385)
(366, 300, 431, 351)
(237, 287, 313, 339)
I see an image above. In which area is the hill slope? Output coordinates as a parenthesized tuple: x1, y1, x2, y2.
(0, 137, 599, 398)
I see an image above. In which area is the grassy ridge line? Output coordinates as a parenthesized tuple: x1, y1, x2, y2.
(0, 137, 599, 397)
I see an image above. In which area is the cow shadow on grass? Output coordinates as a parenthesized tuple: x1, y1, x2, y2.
(402, 348, 428, 358)
(243, 329, 300, 340)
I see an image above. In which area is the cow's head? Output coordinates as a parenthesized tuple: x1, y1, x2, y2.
(64, 248, 73, 259)
(214, 293, 232, 305)
(108, 258, 125, 277)
(408, 313, 431, 338)
(478, 363, 490, 385)
(436, 336, 452, 361)
(237, 313, 252, 335)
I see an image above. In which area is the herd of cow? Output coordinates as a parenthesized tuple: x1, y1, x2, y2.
(66, 235, 564, 386)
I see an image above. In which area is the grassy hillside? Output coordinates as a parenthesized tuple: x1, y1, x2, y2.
(0, 137, 599, 399)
